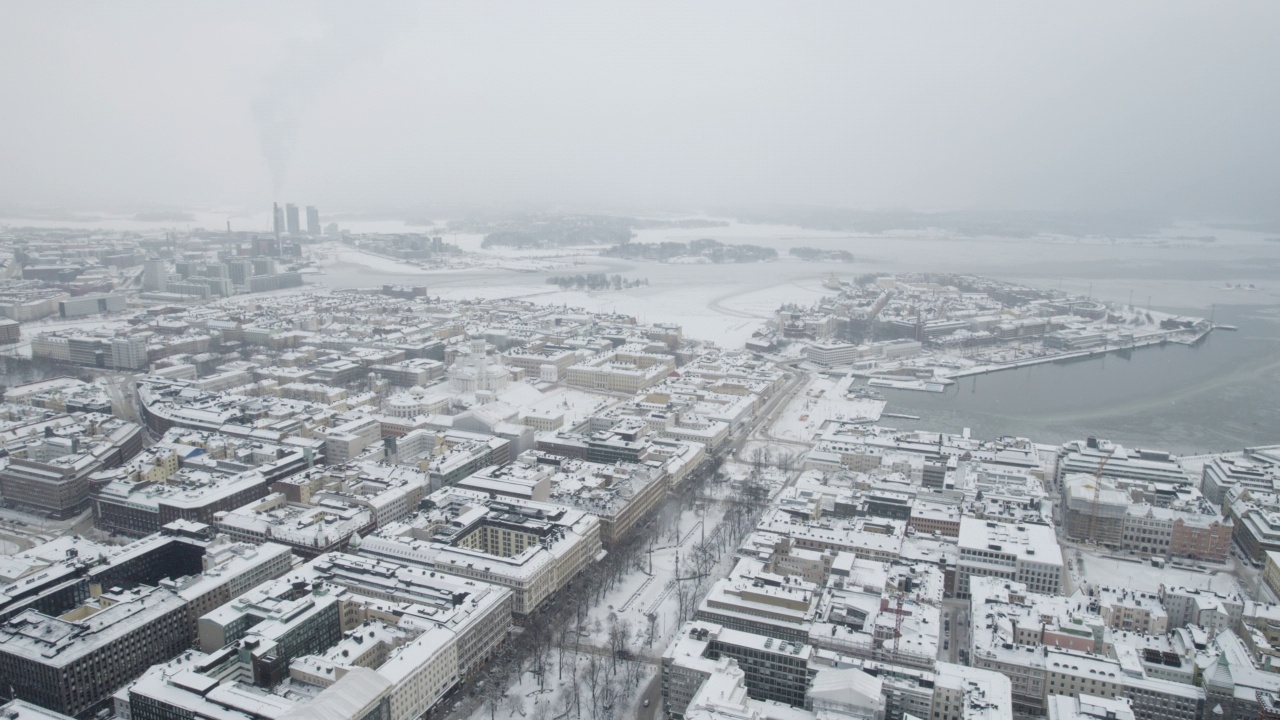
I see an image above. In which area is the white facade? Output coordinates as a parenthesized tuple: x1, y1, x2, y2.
(325, 417, 382, 463)
(957, 517, 1063, 598)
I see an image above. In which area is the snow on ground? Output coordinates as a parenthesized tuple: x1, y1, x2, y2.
(577, 465, 791, 649)
(465, 476, 749, 720)
(319, 251, 837, 349)
(1, 316, 133, 359)
(463, 650, 655, 720)
(326, 247, 435, 275)
(20, 314, 130, 332)
(520, 386, 620, 428)
(490, 381, 544, 408)
(770, 373, 885, 442)
(523, 285, 775, 349)
(325, 242, 583, 277)
(582, 480, 736, 650)
(1071, 546, 1245, 597)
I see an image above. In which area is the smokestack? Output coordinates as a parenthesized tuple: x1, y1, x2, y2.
(272, 202, 284, 239)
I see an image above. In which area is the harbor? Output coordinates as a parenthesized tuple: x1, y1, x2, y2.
(942, 323, 1216, 381)
(861, 305, 1278, 455)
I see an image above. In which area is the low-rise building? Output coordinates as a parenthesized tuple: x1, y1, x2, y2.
(1047, 694, 1137, 720)
(214, 492, 374, 559)
(931, 661, 1014, 720)
(1, 414, 145, 518)
(695, 560, 820, 645)
(272, 461, 429, 529)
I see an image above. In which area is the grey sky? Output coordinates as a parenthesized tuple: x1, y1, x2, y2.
(2, 2, 1278, 218)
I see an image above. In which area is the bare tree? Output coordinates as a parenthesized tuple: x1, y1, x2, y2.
(479, 662, 509, 720)
(690, 538, 716, 578)
(554, 666, 578, 720)
(558, 624, 574, 680)
(526, 617, 551, 691)
(777, 449, 795, 474)
(597, 675, 621, 720)
(583, 653, 605, 719)
(623, 649, 644, 689)
(607, 613, 632, 676)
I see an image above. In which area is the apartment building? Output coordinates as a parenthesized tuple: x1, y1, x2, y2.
(305, 552, 512, 679)
(358, 488, 602, 617)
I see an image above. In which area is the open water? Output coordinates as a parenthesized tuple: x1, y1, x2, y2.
(311, 223, 1280, 453)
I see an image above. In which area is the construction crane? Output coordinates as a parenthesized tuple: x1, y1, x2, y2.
(1087, 447, 1119, 547)
(893, 591, 905, 654)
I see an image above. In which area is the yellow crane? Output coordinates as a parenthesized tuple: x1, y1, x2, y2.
(1087, 447, 1118, 546)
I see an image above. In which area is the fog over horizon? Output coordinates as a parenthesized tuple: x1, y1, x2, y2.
(3, 2, 1279, 223)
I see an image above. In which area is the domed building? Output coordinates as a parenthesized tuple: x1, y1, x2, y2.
(447, 339, 510, 393)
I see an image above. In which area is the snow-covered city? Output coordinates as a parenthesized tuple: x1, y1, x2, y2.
(4, 4, 1280, 720)
(0, 212, 1275, 720)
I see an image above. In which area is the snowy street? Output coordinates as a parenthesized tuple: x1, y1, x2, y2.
(441, 365, 810, 720)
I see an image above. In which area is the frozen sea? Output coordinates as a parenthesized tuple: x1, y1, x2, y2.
(6, 210, 1276, 453)
(310, 220, 1280, 454)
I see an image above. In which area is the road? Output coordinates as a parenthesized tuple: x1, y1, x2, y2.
(100, 372, 144, 426)
(0, 507, 92, 552)
(728, 359, 812, 462)
(436, 359, 813, 720)
(1231, 553, 1276, 603)
(939, 599, 969, 666)
(625, 358, 811, 719)
(637, 672, 662, 720)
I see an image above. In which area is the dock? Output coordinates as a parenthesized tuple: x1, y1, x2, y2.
(945, 326, 1213, 380)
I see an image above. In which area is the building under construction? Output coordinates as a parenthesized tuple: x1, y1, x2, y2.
(1063, 473, 1128, 547)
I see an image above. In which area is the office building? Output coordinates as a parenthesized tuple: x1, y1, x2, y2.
(564, 345, 676, 394)
(306, 206, 321, 236)
(119, 654, 390, 720)
(0, 587, 189, 718)
(662, 621, 812, 711)
(932, 662, 1014, 720)
(1056, 438, 1189, 491)
(324, 416, 383, 464)
(2, 419, 144, 518)
(0, 319, 19, 344)
(956, 517, 1063, 598)
(1047, 695, 1137, 720)
(142, 258, 166, 292)
(57, 294, 125, 318)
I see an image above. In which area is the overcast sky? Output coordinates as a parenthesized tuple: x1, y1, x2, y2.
(2, 2, 1278, 219)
